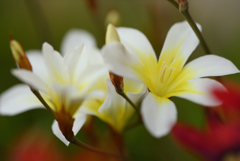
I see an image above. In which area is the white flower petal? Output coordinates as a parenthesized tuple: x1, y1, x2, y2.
(98, 79, 126, 125)
(102, 42, 143, 82)
(42, 43, 69, 83)
(60, 29, 97, 55)
(74, 45, 104, 81)
(78, 99, 102, 116)
(72, 113, 87, 137)
(0, 84, 43, 115)
(26, 50, 49, 81)
(141, 93, 177, 138)
(125, 84, 148, 123)
(52, 120, 69, 145)
(64, 45, 83, 76)
(85, 47, 104, 66)
(126, 83, 148, 104)
(11, 69, 50, 93)
(182, 55, 240, 79)
(173, 78, 226, 106)
(160, 21, 201, 64)
(77, 65, 108, 90)
(52, 113, 87, 146)
(117, 27, 157, 60)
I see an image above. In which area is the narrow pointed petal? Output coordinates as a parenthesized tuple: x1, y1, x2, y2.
(42, 43, 69, 83)
(72, 113, 87, 138)
(180, 55, 240, 79)
(141, 93, 177, 138)
(116, 27, 157, 60)
(64, 45, 83, 76)
(0, 84, 43, 115)
(74, 45, 105, 82)
(160, 21, 201, 64)
(60, 29, 97, 55)
(52, 120, 69, 145)
(26, 51, 49, 80)
(102, 42, 144, 82)
(52, 113, 87, 146)
(12, 69, 50, 93)
(173, 78, 226, 106)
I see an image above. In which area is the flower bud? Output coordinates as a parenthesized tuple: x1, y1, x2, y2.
(178, 0, 189, 12)
(106, 24, 120, 45)
(10, 39, 32, 71)
(105, 9, 121, 28)
(109, 72, 124, 94)
(106, 24, 124, 94)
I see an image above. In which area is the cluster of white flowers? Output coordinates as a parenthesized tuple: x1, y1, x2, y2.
(1, 21, 239, 145)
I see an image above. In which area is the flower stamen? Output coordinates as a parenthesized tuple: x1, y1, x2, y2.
(159, 56, 178, 83)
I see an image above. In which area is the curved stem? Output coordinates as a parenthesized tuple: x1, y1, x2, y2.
(181, 10, 212, 54)
(167, 0, 178, 8)
(167, 0, 212, 54)
(31, 89, 56, 119)
(71, 137, 123, 158)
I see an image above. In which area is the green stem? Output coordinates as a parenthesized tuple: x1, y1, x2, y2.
(167, 0, 212, 54)
(167, 0, 178, 8)
(120, 93, 141, 118)
(71, 137, 123, 158)
(31, 89, 56, 119)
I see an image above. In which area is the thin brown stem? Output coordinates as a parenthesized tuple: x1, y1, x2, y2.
(31, 89, 56, 119)
(167, 0, 212, 54)
(71, 137, 123, 158)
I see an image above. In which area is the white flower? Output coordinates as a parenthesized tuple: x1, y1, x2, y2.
(102, 21, 240, 137)
(1, 29, 106, 145)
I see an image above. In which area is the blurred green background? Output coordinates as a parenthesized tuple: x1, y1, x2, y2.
(1, 0, 240, 160)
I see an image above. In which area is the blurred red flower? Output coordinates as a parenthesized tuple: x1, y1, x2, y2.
(8, 129, 65, 161)
(172, 81, 240, 161)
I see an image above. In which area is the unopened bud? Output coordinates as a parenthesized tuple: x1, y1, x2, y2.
(106, 24, 120, 44)
(178, 0, 189, 12)
(56, 108, 75, 142)
(105, 9, 121, 27)
(10, 39, 32, 71)
(106, 25, 123, 94)
(109, 72, 124, 94)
